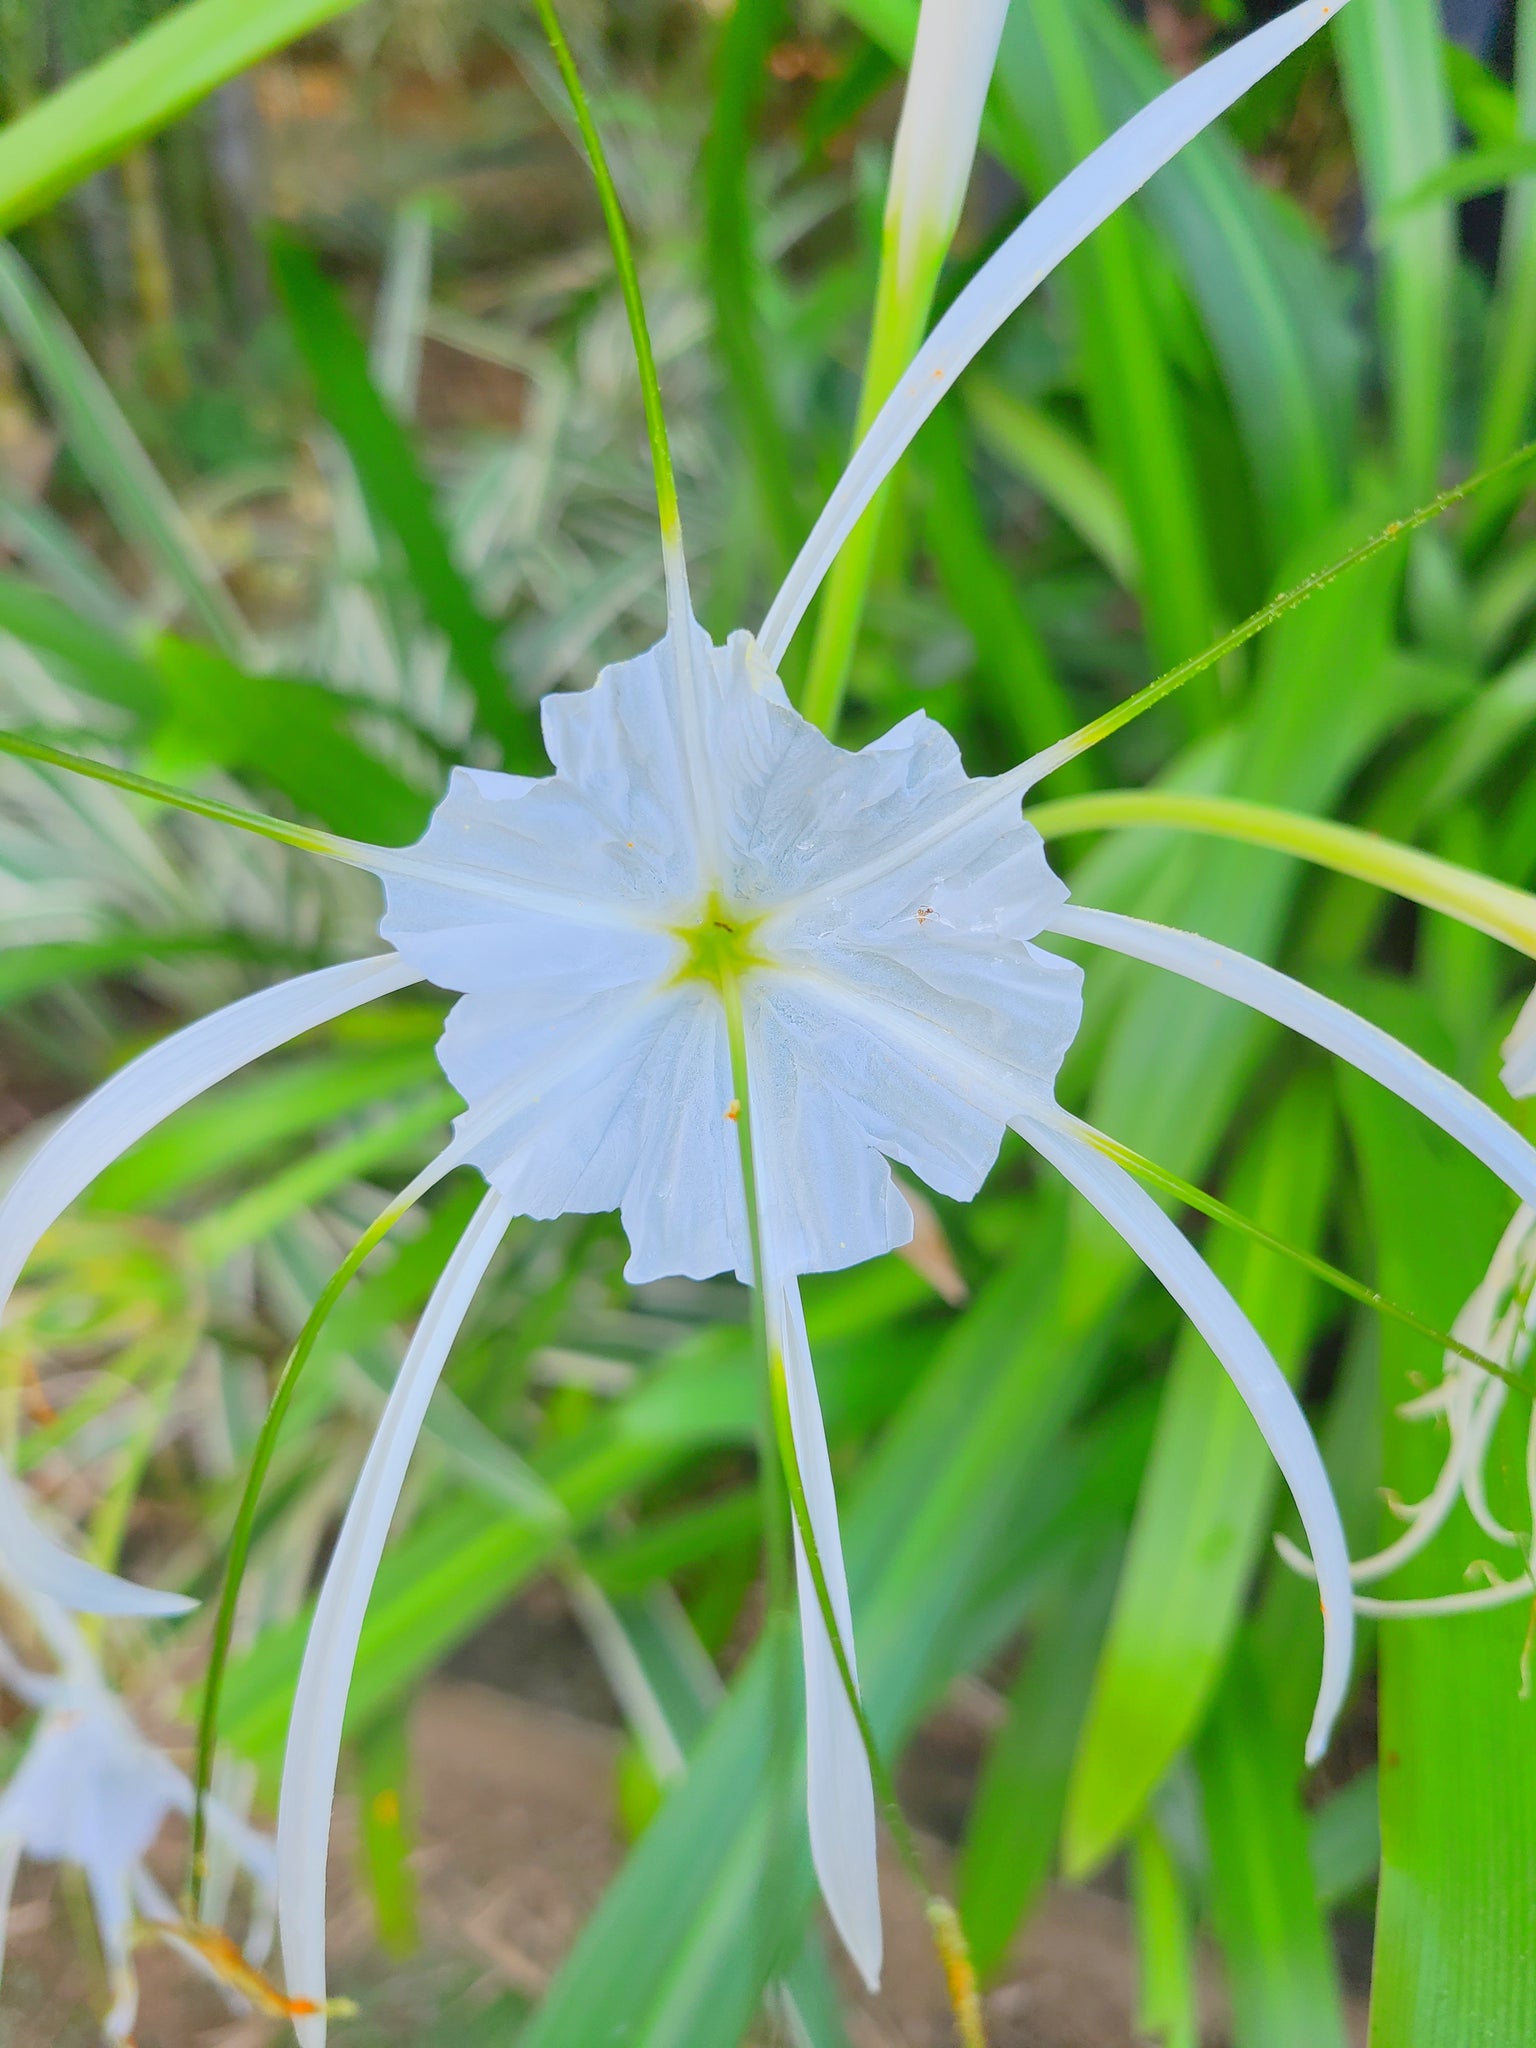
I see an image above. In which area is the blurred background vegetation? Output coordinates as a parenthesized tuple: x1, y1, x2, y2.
(2, 0, 1536, 2042)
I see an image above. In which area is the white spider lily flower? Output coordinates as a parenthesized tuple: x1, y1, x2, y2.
(0, 1454, 195, 1619)
(884, 0, 1012, 298)
(0, 1589, 276, 2045)
(20, 0, 1522, 2019)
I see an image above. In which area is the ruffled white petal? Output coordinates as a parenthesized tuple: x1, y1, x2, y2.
(1054, 905, 1536, 1210)
(1019, 1107, 1354, 1763)
(277, 1190, 511, 2048)
(0, 1458, 192, 1618)
(0, 955, 419, 1317)
(772, 1273, 881, 1991)
(384, 622, 1081, 1285)
(1504, 985, 1536, 1098)
(759, 0, 1355, 664)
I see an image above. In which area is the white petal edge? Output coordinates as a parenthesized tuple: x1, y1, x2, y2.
(771, 1273, 881, 1992)
(0, 1458, 194, 1618)
(758, 0, 1353, 666)
(1053, 905, 1536, 1211)
(277, 1189, 511, 2048)
(1018, 1106, 1354, 1764)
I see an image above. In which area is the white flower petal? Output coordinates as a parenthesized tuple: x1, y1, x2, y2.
(1019, 1107, 1354, 1764)
(277, 1191, 511, 2048)
(772, 1275, 881, 1991)
(1503, 984, 1536, 1098)
(1055, 905, 1536, 1210)
(0, 1832, 20, 1999)
(0, 955, 418, 1317)
(0, 1458, 193, 1618)
(88, 1869, 139, 2046)
(759, 0, 1354, 664)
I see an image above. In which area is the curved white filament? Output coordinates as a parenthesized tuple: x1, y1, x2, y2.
(758, 0, 1353, 666)
(1018, 1106, 1354, 1763)
(0, 954, 419, 1319)
(277, 1189, 510, 2048)
(768, 1264, 881, 1991)
(1052, 905, 1536, 1210)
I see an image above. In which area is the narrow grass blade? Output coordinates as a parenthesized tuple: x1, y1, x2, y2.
(0, 245, 249, 655)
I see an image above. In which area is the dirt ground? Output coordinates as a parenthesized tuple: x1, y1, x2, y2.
(2, 1676, 1175, 2048)
(2, 1590, 1370, 2048)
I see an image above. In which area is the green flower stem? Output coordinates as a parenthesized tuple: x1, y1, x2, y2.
(1029, 788, 1536, 959)
(0, 726, 369, 866)
(188, 1187, 418, 1916)
(1029, 439, 1536, 783)
(720, 969, 986, 2048)
(799, 226, 942, 737)
(1078, 1126, 1530, 1396)
(529, 0, 683, 562)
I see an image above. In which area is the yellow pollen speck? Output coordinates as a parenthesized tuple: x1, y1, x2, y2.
(725, 1099, 740, 1122)
(371, 1787, 401, 1825)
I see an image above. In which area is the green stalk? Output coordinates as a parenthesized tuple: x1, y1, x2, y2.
(188, 1188, 417, 1914)
(1027, 787, 1536, 959)
(1079, 1126, 1529, 1395)
(528, 0, 682, 561)
(720, 968, 985, 2048)
(1029, 440, 1536, 783)
(0, 725, 371, 866)
(800, 227, 937, 736)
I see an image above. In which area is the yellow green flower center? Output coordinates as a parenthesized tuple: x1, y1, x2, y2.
(671, 891, 767, 990)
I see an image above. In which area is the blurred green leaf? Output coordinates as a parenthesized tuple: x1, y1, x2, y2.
(1336, 0, 1455, 495)
(1198, 1630, 1349, 2048)
(0, 0, 370, 230)
(956, 1535, 1120, 1981)
(268, 231, 539, 767)
(355, 1705, 421, 1960)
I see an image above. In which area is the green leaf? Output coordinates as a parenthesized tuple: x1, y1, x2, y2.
(956, 1536, 1120, 1981)
(1130, 1817, 1197, 2048)
(0, 574, 161, 716)
(1063, 1074, 1335, 1875)
(0, 0, 369, 231)
(916, 405, 1083, 771)
(267, 230, 539, 767)
(91, 1045, 440, 1211)
(1197, 1630, 1349, 2048)
(701, 0, 802, 568)
(1335, 0, 1455, 495)
(1477, 0, 1536, 495)
(153, 637, 434, 844)
(1335, 983, 1536, 2048)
